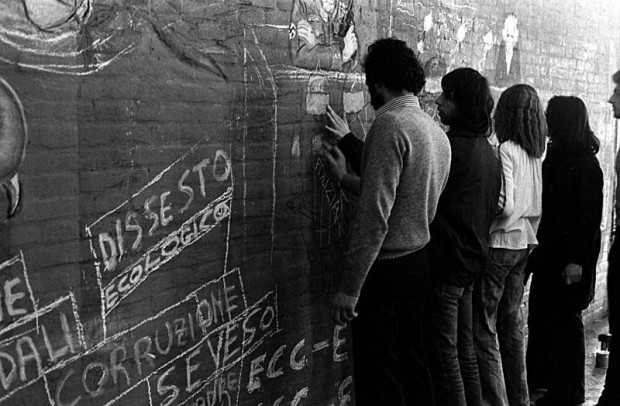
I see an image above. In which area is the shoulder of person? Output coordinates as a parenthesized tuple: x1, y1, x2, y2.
(498, 140, 528, 158)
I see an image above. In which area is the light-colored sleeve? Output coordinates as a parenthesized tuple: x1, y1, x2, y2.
(497, 144, 515, 217)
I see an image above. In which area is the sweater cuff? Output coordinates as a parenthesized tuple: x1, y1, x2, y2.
(337, 132, 356, 148)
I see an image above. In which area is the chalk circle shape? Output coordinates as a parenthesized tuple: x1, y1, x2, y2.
(0, 78, 27, 183)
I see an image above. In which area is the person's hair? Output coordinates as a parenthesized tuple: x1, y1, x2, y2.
(613, 69, 620, 85)
(363, 38, 426, 94)
(440, 67, 494, 135)
(494, 84, 547, 158)
(546, 96, 600, 155)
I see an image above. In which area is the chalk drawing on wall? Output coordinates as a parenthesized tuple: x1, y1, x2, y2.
(44, 269, 279, 406)
(244, 325, 352, 403)
(0, 78, 27, 220)
(288, 0, 358, 72)
(494, 13, 521, 88)
(85, 142, 234, 337)
(0, 1, 134, 75)
(0, 252, 87, 403)
(313, 151, 352, 250)
(0, 258, 283, 405)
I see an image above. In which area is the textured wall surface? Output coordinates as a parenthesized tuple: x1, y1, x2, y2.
(0, 0, 618, 405)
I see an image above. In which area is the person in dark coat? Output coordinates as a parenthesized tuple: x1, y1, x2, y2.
(427, 67, 502, 406)
(595, 69, 620, 406)
(526, 96, 604, 406)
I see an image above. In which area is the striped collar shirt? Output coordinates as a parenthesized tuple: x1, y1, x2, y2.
(375, 94, 420, 117)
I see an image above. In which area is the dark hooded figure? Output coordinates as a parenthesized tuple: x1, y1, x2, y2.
(526, 96, 604, 406)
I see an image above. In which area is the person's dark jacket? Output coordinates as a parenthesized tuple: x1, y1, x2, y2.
(338, 132, 364, 175)
(426, 129, 501, 287)
(527, 146, 603, 310)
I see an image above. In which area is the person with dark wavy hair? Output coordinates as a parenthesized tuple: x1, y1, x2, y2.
(472, 84, 547, 406)
(526, 96, 603, 406)
(438, 67, 494, 135)
(362, 37, 427, 99)
(426, 67, 501, 406)
(595, 69, 620, 406)
(322, 37, 451, 405)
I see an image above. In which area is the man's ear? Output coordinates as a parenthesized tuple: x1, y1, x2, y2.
(372, 82, 387, 95)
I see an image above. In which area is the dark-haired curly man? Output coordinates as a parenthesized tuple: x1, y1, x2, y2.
(322, 38, 451, 405)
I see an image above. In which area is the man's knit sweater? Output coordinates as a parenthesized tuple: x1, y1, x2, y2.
(339, 95, 451, 297)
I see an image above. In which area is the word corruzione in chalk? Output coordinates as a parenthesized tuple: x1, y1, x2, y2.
(93, 149, 232, 275)
(103, 188, 232, 314)
(48, 270, 246, 406)
(49, 274, 280, 406)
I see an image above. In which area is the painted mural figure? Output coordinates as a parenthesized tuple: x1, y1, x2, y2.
(0, 78, 26, 221)
(289, 0, 358, 71)
(494, 13, 521, 88)
(21, 0, 91, 32)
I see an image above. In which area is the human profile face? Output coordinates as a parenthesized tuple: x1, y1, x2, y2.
(435, 92, 459, 125)
(609, 83, 620, 119)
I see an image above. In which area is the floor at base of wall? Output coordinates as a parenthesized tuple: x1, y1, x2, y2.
(529, 314, 609, 406)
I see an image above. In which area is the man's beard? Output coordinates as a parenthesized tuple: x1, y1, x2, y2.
(369, 87, 385, 110)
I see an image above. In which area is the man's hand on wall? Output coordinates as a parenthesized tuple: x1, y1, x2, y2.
(321, 141, 348, 182)
(325, 105, 350, 140)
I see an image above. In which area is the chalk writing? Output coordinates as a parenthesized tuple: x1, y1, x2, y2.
(180, 369, 241, 406)
(246, 325, 347, 397)
(255, 375, 352, 406)
(103, 187, 233, 315)
(0, 293, 85, 403)
(153, 292, 279, 406)
(86, 145, 233, 322)
(0, 253, 35, 330)
(39, 269, 279, 406)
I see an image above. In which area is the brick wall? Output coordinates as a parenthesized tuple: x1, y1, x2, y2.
(0, 0, 618, 405)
